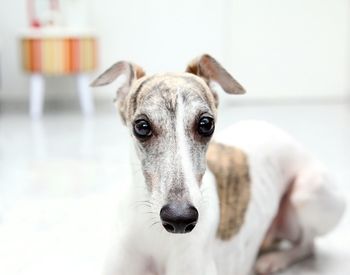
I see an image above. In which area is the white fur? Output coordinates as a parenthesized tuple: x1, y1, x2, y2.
(209, 80, 223, 95)
(114, 74, 128, 90)
(176, 95, 201, 206)
(104, 120, 345, 275)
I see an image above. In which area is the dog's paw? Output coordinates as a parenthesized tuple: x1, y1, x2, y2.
(255, 252, 290, 275)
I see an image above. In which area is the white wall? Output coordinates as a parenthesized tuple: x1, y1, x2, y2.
(0, 0, 349, 104)
(225, 0, 350, 100)
(0, 0, 27, 101)
(88, 0, 227, 99)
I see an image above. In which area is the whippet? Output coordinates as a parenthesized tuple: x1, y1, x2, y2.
(91, 54, 345, 275)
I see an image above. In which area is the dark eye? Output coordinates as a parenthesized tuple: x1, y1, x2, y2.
(198, 116, 215, 137)
(133, 119, 152, 139)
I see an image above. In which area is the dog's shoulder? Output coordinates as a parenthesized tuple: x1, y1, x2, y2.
(206, 141, 251, 240)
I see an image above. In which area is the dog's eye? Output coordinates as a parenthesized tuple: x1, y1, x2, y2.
(198, 117, 215, 137)
(133, 119, 152, 139)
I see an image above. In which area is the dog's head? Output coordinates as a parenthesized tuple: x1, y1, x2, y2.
(92, 54, 245, 234)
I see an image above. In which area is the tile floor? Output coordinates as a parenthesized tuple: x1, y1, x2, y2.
(0, 102, 349, 275)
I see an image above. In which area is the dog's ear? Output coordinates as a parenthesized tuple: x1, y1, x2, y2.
(91, 61, 145, 87)
(91, 61, 145, 123)
(186, 54, 245, 95)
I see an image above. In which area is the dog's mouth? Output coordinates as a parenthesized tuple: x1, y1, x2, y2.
(159, 202, 199, 234)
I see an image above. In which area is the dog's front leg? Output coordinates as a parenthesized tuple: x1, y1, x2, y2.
(165, 249, 217, 275)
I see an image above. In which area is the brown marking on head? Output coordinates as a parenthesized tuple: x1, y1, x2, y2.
(126, 73, 217, 124)
(207, 141, 251, 240)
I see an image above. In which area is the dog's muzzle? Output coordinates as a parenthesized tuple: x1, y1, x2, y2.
(160, 202, 198, 233)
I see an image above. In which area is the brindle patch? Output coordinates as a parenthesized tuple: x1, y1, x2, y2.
(207, 141, 251, 240)
(125, 73, 217, 124)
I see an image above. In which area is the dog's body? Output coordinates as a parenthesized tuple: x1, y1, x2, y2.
(92, 55, 345, 275)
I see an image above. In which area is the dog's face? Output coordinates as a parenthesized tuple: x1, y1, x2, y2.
(92, 55, 245, 234)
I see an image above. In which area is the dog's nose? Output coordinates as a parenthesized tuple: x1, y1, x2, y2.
(160, 202, 199, 233)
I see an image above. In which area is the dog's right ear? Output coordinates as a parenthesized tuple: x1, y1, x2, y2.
(186, 54, 245, 95)
(91, 61, 145, 123)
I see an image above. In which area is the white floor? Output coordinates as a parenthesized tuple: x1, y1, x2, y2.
(0, 102, 349, 275)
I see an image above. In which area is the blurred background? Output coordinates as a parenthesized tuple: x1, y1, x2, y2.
(0, 0, 349, 275)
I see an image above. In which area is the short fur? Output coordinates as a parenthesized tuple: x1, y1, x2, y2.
(207, 142, 251, 240)
(92, 54, 345, 275)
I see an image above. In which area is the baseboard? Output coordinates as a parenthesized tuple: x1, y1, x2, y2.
(0, 95, 349, 115)
(220, 95, 350, 107)
(0, 98, 116, 115)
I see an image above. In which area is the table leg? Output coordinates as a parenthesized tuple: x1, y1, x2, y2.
(77, 74, 94, 116)
(29, 74, 45, 119)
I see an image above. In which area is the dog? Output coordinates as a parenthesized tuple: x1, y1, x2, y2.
(91, 54, 345, 275)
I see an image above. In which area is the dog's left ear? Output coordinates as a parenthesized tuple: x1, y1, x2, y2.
(186, 54, 245, 95)
(91, 61, 145, 124)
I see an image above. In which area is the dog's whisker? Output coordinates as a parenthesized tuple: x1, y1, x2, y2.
(150, 221, 161, 228)
(144, 211, 157, 215)
(135, 200, 154, 205)
(133, 201, 152, 206)
(132, 202, 152, 207)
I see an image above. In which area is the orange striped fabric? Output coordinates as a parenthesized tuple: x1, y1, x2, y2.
(21, 37, 97, 74)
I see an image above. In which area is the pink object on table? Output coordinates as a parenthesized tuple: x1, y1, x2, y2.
(27, 0, 40, 28)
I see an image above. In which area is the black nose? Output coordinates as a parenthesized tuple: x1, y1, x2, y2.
(160, 202, 199, 233)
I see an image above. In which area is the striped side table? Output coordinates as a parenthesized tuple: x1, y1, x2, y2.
(20, 28, 98, 118)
